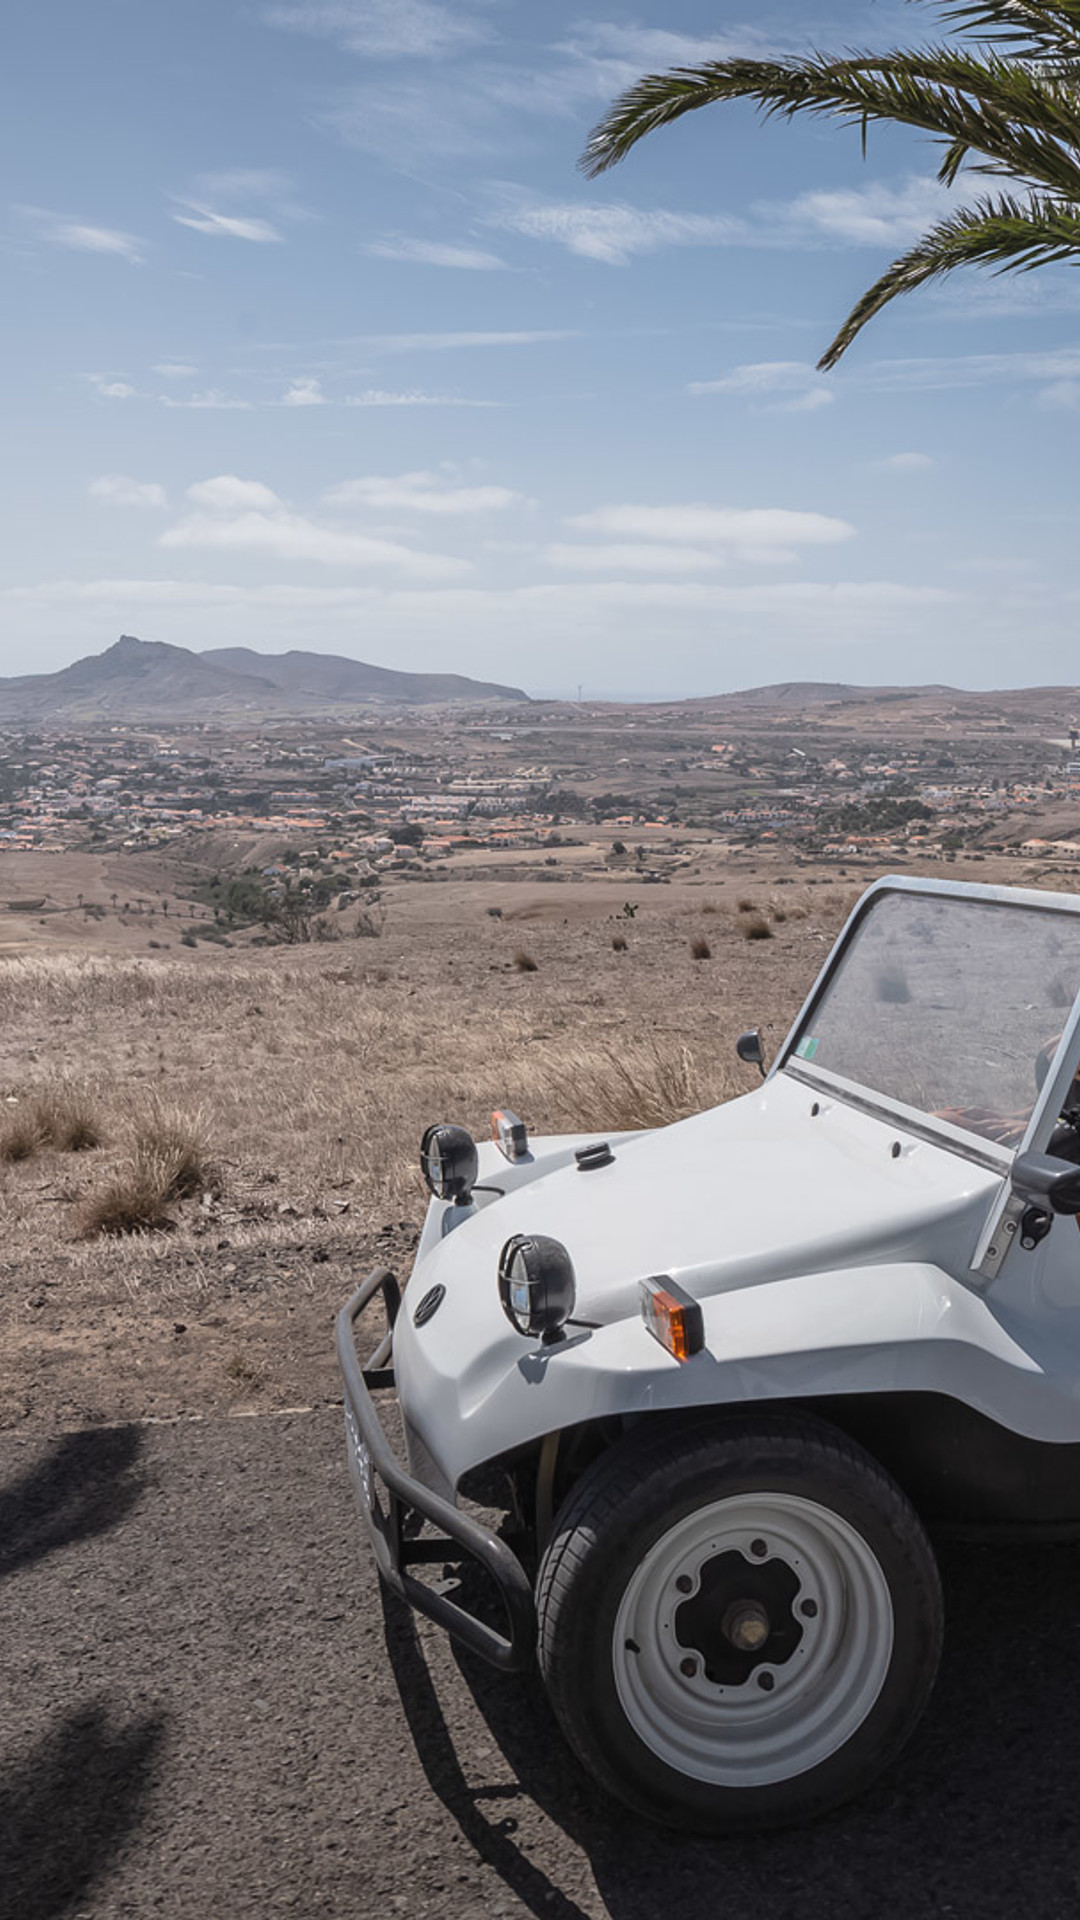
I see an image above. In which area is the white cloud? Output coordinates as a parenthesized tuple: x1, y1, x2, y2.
(173, 204, 283, 243)
(360, 328, 577, 354)
(153, 362, 198, 379)
(324, 470, 523, 514)
(281, 377, 326, 406)
(488, 199, 743, 265)
(16, 206, 145, 263)
(688, 361, 835, 412)
(568, 503, 854, 559)
(769, 175, 961, 248)
(161, 475, 472, 577)
(88, 475, 168, 509)
(546, 543, 727, 574)
(875, 451, 935, 471)
(558, 21, 771, 72)
(89, 376, 137, 400)
(53, 222, 144, 262)
(344, 388, 498, 407)
(159, 389, 253, 410)
(263, 0, 491, 57)
(365, 236, 506, 269)
(186, 477, 282, 512)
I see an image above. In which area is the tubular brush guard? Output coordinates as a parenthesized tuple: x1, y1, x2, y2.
(336, 1267, 536, 1671)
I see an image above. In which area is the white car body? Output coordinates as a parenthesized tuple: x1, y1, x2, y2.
(389, 874, 1080, 1495)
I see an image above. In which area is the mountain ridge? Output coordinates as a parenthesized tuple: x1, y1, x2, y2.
(0, 637, 530, 720)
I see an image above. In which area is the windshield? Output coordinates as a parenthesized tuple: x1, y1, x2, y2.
(787, 890, 1080, 1147)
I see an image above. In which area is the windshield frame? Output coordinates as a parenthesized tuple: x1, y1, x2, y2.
(774, 875, 1080, 1166)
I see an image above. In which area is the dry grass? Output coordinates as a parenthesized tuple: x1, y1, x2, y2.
(513, 949, 539, 973)
(690, 936, 712, 961)
(611, 934, 628, 952)
(0, 1084, 104, 1161)
(77, 1102, 216, 1238)
(535, 1037, 741, 1134)
(0, 893, 854, 1290)
(740, 912, 774, 941)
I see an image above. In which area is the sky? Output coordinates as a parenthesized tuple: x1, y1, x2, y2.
(4, 0, 1080, 700)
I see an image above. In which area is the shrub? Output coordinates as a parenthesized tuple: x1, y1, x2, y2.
(690, 936, 712, 961)
(612, 934, 628, 952)
(513, 949, 539, 973)
(736, 897, 756, 913)
(741, 913, 773, 941)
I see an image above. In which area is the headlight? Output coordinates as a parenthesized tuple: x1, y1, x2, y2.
(420, 1124, 478, 1204)
(498, 1234, 576, 1344)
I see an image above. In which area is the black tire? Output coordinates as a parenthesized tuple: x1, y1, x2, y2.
(536, 1412, 942, 1832)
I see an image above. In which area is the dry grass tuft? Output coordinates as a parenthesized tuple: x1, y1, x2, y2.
(0, 1084, 104, 1161)
(513, 949, 539, 973)
(690, 935, 712, 961)
(0, 1113, 46, 1163)
(537, 1037, 740, 1134)
(133, 1101, 217, 1201)
(740, 912, 774, 941)
(77, 1154, 178, 1238)
(76, 1102, 217, 1238)
(611, 934, 628, 952)
(736, 897, 757, 914)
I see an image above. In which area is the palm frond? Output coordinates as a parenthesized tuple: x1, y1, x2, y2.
(936, 1, 1080, 64)
(580, 51, 1080, 200)
(817, 191, 1080, 366)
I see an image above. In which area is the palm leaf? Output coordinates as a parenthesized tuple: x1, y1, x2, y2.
(936, 0, 1080, 63)
(817, 190, 1080, 366)
(580, 52, 1080, 199)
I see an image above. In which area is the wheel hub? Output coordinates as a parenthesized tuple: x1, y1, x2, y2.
(674, 1548, 803, 1686)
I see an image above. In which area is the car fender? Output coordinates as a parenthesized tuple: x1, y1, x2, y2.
(393, 1259, 1064, 1493)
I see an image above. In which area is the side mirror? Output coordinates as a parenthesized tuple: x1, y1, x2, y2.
(736, 1030, 766, 1079)
(1011, 1150, 1080, 1217)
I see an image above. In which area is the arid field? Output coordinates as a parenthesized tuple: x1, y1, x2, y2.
(0, 866, 881, 1433)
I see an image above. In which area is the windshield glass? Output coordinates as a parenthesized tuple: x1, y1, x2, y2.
(788, 891, 1080, 1147)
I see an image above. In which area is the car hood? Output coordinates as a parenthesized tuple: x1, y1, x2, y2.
(415, 1070, 1003, 1318)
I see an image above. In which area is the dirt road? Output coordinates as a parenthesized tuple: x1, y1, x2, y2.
(3, 1413, 1080, 1920)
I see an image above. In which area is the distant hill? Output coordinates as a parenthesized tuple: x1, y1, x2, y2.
(203, 646, 529, 706)
(0, 637, 530, 721)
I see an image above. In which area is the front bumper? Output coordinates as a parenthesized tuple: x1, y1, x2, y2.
(335, 1268, 536, 1672)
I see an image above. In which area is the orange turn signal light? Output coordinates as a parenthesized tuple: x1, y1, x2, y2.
(639, 1275, 705, 1362)
(491, 1108, 529, 1161)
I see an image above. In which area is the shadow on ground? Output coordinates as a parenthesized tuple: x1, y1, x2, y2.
(383, 1539, 1080, 1920)
(0, 1700, 169, 1920)
(0, 1425, 146, 1581)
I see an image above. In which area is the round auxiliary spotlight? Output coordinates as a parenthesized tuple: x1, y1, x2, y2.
(498, 1234, 576, 1344)
(420, 1124, 479, 1205)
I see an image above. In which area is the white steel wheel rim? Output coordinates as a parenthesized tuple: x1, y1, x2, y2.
(612, 1491, 894, 1789)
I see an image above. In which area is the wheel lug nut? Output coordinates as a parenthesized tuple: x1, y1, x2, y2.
(750, 1538, 768, 1559)
(679, 1657, 697, 1677)
(757, 1671, 775, 1692)
(800, 1598, 818, 1618)
(675, 1575, 693, 1594)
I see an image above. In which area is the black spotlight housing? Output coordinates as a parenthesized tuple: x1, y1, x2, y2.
(498, 1234, 576, 1344)
(420, 1124, 479, 1205)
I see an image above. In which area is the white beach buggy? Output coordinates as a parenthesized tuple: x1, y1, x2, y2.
(338, 875, 1080, 1829)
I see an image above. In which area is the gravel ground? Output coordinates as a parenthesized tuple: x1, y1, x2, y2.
(4, 1412, 1080, 1920)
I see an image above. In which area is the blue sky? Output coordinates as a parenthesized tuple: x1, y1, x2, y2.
(4, 0, 1080, 698)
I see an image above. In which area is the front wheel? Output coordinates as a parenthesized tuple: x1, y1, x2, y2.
(536, 1414, 942, 1832)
